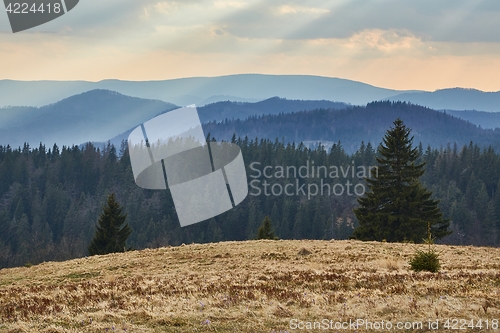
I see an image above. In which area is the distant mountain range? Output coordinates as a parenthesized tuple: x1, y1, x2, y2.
(0, 90, 176, 148)
(1, 87, 500, 150)
(0, 92, 352, 148)
(0, 74, 408, 107)
(389, 88, 500, 112)
(2, 75, 499, 113)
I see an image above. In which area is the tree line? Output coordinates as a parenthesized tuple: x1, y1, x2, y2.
(0, 130, 499, 267)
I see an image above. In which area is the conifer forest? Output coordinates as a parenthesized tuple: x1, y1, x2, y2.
(0, 125, 499, 268)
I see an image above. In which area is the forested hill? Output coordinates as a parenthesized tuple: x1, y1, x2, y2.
(445, 110, 500, 130)
(106, 97, 350, 147)
(203, 101, 500, 153)
(197, 97, 349, 122)
(0, 90, 177, 148)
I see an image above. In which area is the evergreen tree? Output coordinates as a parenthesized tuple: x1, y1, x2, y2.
(494, 180, 500, 242)
(353, 119, 451, 243)
(88, 193, 131, 256)
(257, 216, 277, 240)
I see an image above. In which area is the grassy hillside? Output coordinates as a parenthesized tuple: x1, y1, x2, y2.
(0, 240, 499, 332)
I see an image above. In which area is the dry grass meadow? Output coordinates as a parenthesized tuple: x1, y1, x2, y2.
(0, 240, 499, 332)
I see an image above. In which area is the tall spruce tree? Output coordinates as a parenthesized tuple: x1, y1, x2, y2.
(88, 193, 131, 255)
(353, 118, 450, 243)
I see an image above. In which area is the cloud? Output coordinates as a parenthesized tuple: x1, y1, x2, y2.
(214, 1, 247, 9)
(345, 29, 421, 52)
(5, 0, 498, 43)
(0, 0, 500, 92)
(212, 0, 500, 43)
(273, 5, 329, 15)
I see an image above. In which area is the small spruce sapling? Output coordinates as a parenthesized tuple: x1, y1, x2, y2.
(409, 222, 441, 273)
(257, 216, 278, 240)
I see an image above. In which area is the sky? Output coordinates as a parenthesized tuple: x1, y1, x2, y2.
(1, 0, 500, 91)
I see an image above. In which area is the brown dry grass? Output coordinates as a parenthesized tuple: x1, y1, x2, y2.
(0, 240, 499, 332)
